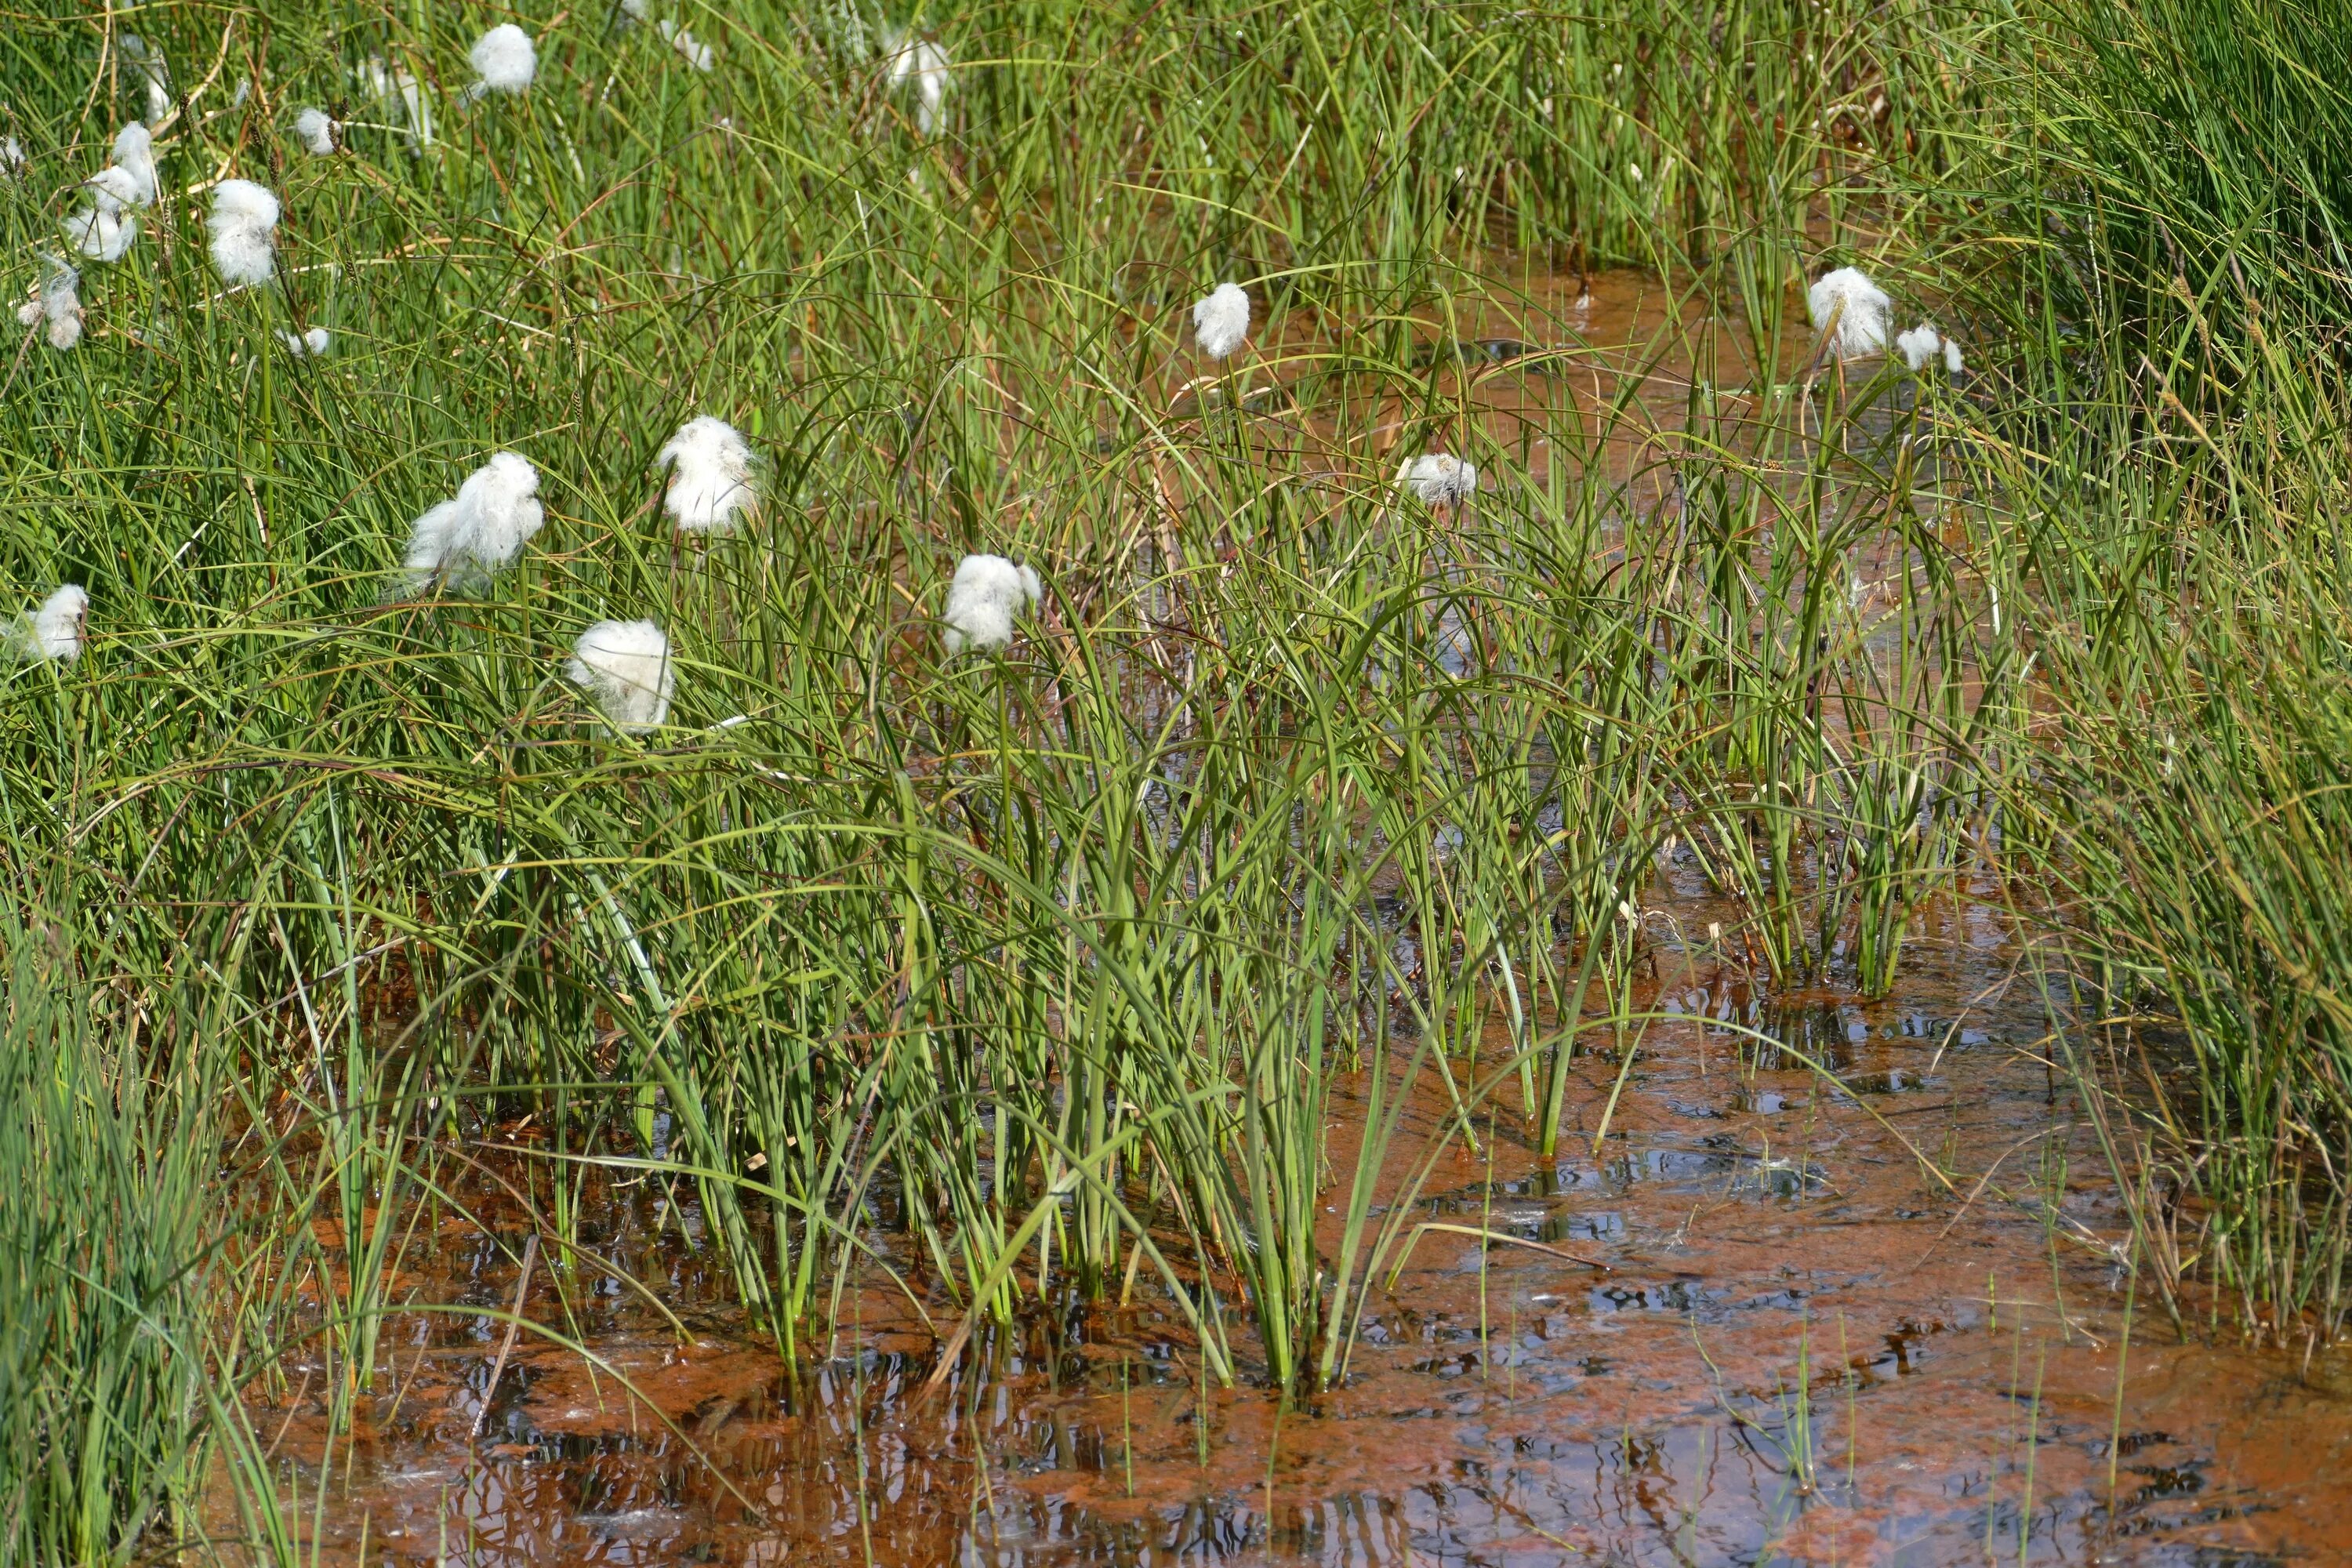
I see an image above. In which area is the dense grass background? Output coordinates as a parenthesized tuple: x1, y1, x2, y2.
(3, 0, 2348, 1558)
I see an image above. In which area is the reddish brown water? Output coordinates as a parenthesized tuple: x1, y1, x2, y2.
(238, 880, 2352, 1566)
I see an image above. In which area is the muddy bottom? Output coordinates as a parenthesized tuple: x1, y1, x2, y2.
(236, 885, 2352, 1568)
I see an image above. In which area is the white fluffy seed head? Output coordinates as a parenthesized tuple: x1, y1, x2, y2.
(658, 416, 757, 534)
(107, 122, 157, 205)
(1807, 266, 1892, 359)
(20, 584, 89, 663)
(121, 34, 172, 125)
(1397, 452, 1477, 507)
(1, 137, 24, 175)
(29, 259, 84, 351)
(278, 325, 331, 357)
(207, 179, 280, 285)
(567, 619, 674, 731)
(886, 34, 953, 135)
(401, 452, 545, 590)
(359, 58, 435, 147)
(942, 554, 1041, 655)
(62, 202, 136, 263)
(470, 25, 538, 95)
(452, 452, 544, 568)
(659, 20, 715, 71)
(1192, 282, 1250, 360)
(295, 107, 336, 156)
(1896, 321, 1963, 376)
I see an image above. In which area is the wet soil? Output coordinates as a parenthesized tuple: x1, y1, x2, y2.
(238, 880, 2352, 1567)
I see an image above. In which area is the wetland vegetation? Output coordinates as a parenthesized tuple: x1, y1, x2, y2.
(4, 0, 2350, 1560)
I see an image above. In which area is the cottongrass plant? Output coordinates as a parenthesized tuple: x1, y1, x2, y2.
(358, 57, 434, 147)
(293, 107, 336, 156)
(657, 416, 757, 533)
(401, 452, 546, 592)
(61, 124, 156, 263)
(470, 26, 539, 99)
(119, 33, 172, 125)
(0, 136, 24, 174)
(1896, 322, 1962, 375)
(659, 20, 716, 71)
(1192, 281, 1251, 358)
(941, 554, 1041, 653)
(278, 326, 330, 357)
(568, 619, 675, 730)
(11, 585, 88, 663)
(1398, 452, 1478, 506)
(886, 33, 953, 136)
(1806, 266, 1892, 359)
(15, 258, 82, 350)
(206, 180, 279, 287)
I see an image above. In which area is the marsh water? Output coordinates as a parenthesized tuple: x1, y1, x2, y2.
(228, 274, 2352, 1566)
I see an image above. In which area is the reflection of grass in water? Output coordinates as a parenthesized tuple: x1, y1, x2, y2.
(2, 0, 2348, 1553)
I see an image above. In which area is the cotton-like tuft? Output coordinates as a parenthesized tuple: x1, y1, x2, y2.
(120, 34, 172, 125)
(1, 137, 24, 175)
(1396, 452, 1477, 507)
(93, 122, 158, 207)
(207, 178, 280, 286)
(15, 585, 89, 663)
(1806, 267, 1892, 360)
(278, 325, 331, 357)
(1895, 322, 1963, 376)
(470, 25, 539, 96)
(1192, 282, 1250, 360)
(63, 203, 137, 263)
(568, 619, 675, 731)
(295, 108, 336, 157)
(401, 452, 546, 590)
(941, 554, 1041, 655)
(886, 34, 953, 136)
(29, 259, 84, 350)
(619, 0, 651, 20)
(659, 20, 715, 71)
(658, 416, 757, 534)
(359, 57, 435, 147)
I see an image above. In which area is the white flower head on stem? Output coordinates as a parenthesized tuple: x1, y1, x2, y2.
(359, 57, 435, 147)
(942, 554, 1041, 655)
(295, 107, 337, 157)
(120, 34, 172, 125)
(278, 325, 331, 357)
(658, 416, 757, 534)
(62, 202, 136, 263)
(659, 20, 715, 71)
(1, 138, 24, 176)
(22, 257, 85, 350)
(1396, 452, 1477, 507)
(885, 33, 952, 136)
(15, 585, 89, 663)
(207, 178, 280, 286)
(88, 122, 158, 208)
(1806, 266, 1892, 360)
(1192, 281, 1250, 360)
(618, 0, 651, 22)
(568, 619, 674, 731)
(401, 452, 545, 590)
(1896, 321, 1963, 376)
(470, 25, 538, 97)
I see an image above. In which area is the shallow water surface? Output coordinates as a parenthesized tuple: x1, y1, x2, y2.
(245, 888, 2352, 1566)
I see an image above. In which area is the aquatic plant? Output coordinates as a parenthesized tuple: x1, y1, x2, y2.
(15, 257, 82, 350)
(568, 619, 676, 730)
(11, 586, 88, 663)
(470, 25, 539, 98)
(1896, 322, 1962, 374)
(657, 416, 757, 533)
(1807, 267, 1891, 358)
(941, 554, 1041, 653)
(400, 452, 545, 590)
(294, 107, 336, 156)
(1397, 452, 1478, 506)
(206, 179, 280, 286)
(1192, 281, 1251, 358)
